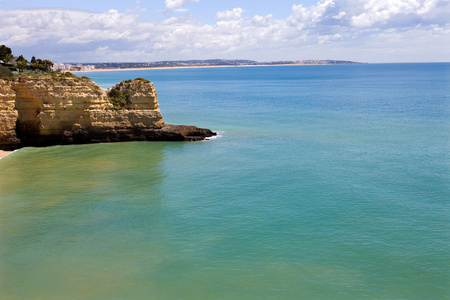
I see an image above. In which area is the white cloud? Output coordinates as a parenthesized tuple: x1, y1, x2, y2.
(318, 33, 342, 44)
(332, 11, 346, 20)
(0, 0, 449, 63)
(216, 8, 245, 21)
(164, 0, 199, 12)
(351, 0, 444, 27)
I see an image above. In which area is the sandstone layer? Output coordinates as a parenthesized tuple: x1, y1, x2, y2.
(0, 74, 215, 150)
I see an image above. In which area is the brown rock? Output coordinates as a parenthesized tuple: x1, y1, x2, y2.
(0, 74, 215, 150)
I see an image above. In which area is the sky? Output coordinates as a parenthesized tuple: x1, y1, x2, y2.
(0, 0, 449, 63)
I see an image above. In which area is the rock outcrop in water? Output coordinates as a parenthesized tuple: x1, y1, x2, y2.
(0, 73, 215, 150)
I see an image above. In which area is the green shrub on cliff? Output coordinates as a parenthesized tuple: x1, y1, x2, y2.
(108, 88, 130, 110)
(135, 78, 150, 83)
(0, 64, 12, 78)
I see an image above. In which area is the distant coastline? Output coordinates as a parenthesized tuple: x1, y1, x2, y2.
(61, 59, 364, 72)
(70, 63, 320, 73)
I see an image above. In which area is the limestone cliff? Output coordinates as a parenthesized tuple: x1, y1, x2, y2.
(0, 80, 20, 149)
(0, 74, 215, 150)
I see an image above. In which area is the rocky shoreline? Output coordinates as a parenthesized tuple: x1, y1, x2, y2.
(0, 74, 215, 150)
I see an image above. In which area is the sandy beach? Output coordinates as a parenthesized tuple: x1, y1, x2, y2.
(70, 63, 317, 73)
(0, 150, 13, 159)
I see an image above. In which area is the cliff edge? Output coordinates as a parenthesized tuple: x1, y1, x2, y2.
(0, 73, 215, 150)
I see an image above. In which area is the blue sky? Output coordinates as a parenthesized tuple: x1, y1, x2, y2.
(0, 0, 449, 63)
(0, 1, 319, 22)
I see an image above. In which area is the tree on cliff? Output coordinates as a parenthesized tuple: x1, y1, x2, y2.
(15, 55, 28, 72)
(16, 55, 27, 62)
(16, 61, 27, 72)
(42, 59, 54, 71)
(0, 45, 13, 62)
(30, 58, 54, 72)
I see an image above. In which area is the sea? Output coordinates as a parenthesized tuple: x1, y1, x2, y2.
(0, 63, 449, 299)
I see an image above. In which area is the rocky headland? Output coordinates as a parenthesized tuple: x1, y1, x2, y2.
(0, 73, 215, 150)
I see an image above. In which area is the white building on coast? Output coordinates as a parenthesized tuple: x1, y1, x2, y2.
(52, 63, 95, 71)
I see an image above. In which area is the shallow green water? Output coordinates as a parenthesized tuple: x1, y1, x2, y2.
(1, 64, 449, 299)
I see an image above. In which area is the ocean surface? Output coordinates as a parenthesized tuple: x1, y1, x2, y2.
(1, 63, 449, 299)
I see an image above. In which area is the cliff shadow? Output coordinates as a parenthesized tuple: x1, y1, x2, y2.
(13, 83, 43, 144)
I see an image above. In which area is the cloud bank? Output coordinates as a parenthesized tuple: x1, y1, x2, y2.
(0, 0, 448, 62)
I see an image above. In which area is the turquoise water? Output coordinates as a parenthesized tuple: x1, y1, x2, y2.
(1, 64, 449, 299)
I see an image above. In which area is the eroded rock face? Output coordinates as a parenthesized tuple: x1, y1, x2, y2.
(0, 74, 214, 150)
(11, 75, 110, 140)
(0, 79, 20, 150)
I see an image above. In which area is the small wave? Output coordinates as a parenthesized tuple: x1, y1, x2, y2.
(205, 131, 225, 140)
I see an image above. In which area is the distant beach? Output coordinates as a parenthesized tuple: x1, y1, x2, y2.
(0, 150, 13, 159)
(71, 64, 289, 73)
(71, 61, 361, 73)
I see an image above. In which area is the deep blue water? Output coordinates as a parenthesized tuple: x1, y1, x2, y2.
(1, 63, 449, 299)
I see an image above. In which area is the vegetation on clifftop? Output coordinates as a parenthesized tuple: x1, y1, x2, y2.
(108, 88, 130, 110)
(107, 78, 152, 110)
(0, 45, 54, 77)
(1, 45, 103, 99)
